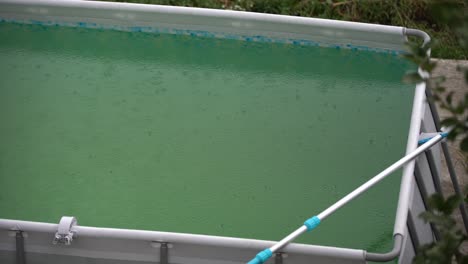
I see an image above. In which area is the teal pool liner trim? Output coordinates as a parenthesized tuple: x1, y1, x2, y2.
(0, 17, 405, 55)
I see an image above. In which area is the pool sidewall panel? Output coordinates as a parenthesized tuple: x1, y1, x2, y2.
(0, 0, 407, 53)
(0, 219, 366, 263)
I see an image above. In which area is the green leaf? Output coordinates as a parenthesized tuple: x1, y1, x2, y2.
(444, 195, 462, 214)
(447, 129, 459, 141)
(419, 211, 448, 225)
(428, 193, 445, 211)
(446, 91, 454, 105)
(402, 54, 424, 65)
(422, 61, 437, 73)
(454, 102, 465, 114)
(435, 86, 446, 93)
(403, 72, 423, 84)
(459, 255, 468, 264)
(432, 76, 446, 84)
(461, 136, 468, 152)
(441, 117, 459, 127)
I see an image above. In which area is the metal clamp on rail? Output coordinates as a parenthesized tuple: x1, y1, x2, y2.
(53, 216, 78, 245)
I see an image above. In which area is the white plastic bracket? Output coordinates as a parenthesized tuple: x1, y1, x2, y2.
(52, 216, 78, 246)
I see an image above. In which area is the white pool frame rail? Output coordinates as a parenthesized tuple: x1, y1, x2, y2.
(0, 1, 448, 263)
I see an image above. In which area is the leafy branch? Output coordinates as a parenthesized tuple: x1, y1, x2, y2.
(404, 1, 468, 263)
(413, 194, 467, 264)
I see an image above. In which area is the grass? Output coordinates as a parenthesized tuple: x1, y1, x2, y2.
(100, 0, 468, 60)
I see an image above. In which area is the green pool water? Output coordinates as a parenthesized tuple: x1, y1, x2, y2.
(0, 22, 414, 253)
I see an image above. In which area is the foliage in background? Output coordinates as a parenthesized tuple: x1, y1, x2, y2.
(403, 0, 468, 161)
(429, 0, 468, 153)
(413, 193, 467, 263)
(404, 0, 468, 263)
(102, 0, 468, 59)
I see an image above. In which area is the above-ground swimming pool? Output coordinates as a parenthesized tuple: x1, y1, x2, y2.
(0, 1, 440, 264)
(0, 20, 414, 250)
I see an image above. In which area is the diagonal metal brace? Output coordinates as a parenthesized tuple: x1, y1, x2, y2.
(52, 216, 78, 246)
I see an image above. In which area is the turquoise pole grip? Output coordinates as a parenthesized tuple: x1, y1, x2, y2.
(304, 216, 321, 231)
(418, 132, 448, 145)
(247, 249, 272, 264)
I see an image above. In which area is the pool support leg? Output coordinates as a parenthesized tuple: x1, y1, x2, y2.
(16, 231, 26, 264)
(425, 87, 468, 233)
(274, 253, 283, 264)
(160, 242, 169, 264)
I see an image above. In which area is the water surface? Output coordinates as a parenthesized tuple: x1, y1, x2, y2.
(0, 22, 414, 253)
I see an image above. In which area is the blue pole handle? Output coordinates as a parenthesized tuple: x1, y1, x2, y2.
(418, 132, 448, 145)
(247, 249, 272, 264)
(304, 216, 321, 231)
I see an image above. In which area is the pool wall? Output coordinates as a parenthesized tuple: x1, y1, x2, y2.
(0, 0, 449, 263)
(0, 0, 407, 53)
